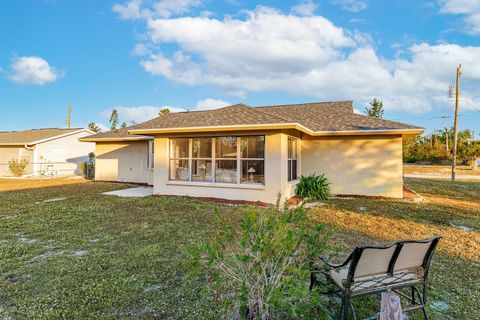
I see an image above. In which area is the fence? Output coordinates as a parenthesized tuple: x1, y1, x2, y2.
(0, 161, 91, 178)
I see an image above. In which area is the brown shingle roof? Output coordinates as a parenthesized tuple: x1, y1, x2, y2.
(129, 101, 422, 134)
(80, 101, 423, 142)
(0, 128, 87, 145)
(257, 101, 421, 132)
(129, 104, 288, 130)
(78, 128, 152, 142)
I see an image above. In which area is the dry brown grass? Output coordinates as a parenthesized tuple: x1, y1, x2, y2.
(310, 207, 479, 261)
(404, 165, 480, 176)
(423, 194, 480, 212)
(0, 177, 88, 192)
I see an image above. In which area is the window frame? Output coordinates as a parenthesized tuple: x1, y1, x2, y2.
(147, 140, 154, 170)
(168, 135, 265, 185)
(191, 138, 213, 182)
(239, 136, 265, 184)
(169, 138, 191, 181)
(287, 136, 299, 182)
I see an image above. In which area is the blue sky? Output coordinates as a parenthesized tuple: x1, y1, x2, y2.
(1, 0, 479, 136)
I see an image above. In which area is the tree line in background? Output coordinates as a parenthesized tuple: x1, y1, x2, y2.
(87, 107, 172, 134)
(403, 128, 480, 166)
(365, 98, 479, 166)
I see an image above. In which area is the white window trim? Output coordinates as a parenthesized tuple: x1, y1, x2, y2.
(147, 140, 154, 170)
(288, 136, 300, 183)
(191, 137, 213, 183)
(169, 138, 190, 181)
(169, 136, 265, 185)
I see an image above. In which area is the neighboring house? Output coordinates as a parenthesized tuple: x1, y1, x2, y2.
(80, 101, 424, 203)
(0, 128, 95, 177)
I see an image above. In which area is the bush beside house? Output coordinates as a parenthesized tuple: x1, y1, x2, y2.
(8, 159, 29, 177)
(295, 174, 331, 201)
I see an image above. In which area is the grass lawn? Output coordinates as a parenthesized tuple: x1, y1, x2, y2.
(404, 164, 480, 176)
(0, 178, 478, 319)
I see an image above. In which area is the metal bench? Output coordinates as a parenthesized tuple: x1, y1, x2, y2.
(310, 236, 441, 320)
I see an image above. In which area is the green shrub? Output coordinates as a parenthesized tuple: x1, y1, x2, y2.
(79, 162, 87, 177)
(8, 158, 28, 177)
(190, 201, 331, 319)
(86, 152, 95, 179)
(295, 173, 331, 201)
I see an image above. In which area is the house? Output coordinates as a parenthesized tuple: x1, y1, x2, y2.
(79, 128, 154, 184)
(80, 101, 424, 203)
(0, 128, 95, 177)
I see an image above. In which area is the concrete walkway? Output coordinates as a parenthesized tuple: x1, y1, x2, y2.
(102, 187, 153, 197)
(404, 174, 480, 180)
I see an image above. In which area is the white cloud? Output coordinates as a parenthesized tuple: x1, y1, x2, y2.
(439, 0, 480, 34)
(101, 105, 185, 123)
(101, 98, 232, 124)
(132, 43, 151, 56)
(195, 98, 231, 110)
(116, 4, 480, 114)
(332, 0, 368, 12)
(113, 0, 145, 19)
(142, 8, 355, 87)
(96, 123, 110, 132)
(9, 56, 63, 85)
(291, 0, 318, 16)
(152, 0, 202, 18)
(113, 0, 201, 20)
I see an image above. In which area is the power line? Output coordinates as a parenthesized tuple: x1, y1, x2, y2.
(390, 115, 451, 121)
(462, 99, 480, 114)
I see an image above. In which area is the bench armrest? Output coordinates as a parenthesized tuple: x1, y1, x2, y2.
(313, 253, 353, 271)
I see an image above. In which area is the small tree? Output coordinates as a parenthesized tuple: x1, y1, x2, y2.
(121, 121, 127, 129)
(190, 201, 331, 320)
(109, 109, 119, 130)
(159, 107, 170, 115)
(458, 141, 480, 167)
(88, 122, 102, 133)
(8, 159, 29, 177)
(365, 98, 384, 119)
(86, 152, 95, 179)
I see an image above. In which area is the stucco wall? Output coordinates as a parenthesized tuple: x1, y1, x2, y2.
(0, 146, 22, 176)
(301, 135, 403, 198)
(153, 131, 290, 203)
(95, 141, 152, 184)
(35, 131, 95, 175)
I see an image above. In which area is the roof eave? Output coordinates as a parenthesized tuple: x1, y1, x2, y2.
(128, 124, 424, 137)
(0, 143, 27, 146)
(78, 136, 153, 142)
(0, 128, 95, 146)
(128, 123, 309, 135)
(310, 128, 425, 137)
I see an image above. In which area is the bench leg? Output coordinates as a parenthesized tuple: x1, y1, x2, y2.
(340, 296, 348, 320)
(423, 283, 428, 304)
(349, 300, 357, 320)
(340, 296, 356, 320)
(412, 285, 429, 320)
(421, 284, 429, 320)
(309, 273, 315, 291)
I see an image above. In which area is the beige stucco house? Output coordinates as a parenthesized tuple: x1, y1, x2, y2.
(0, 128, 95, 177)
(80, 101, 423, 203)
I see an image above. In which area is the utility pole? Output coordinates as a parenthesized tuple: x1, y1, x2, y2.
(451, 64, 461, 182)
(67, 104, 71, 128)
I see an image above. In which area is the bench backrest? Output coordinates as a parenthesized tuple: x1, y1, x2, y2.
(347, 236, 441, 283)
